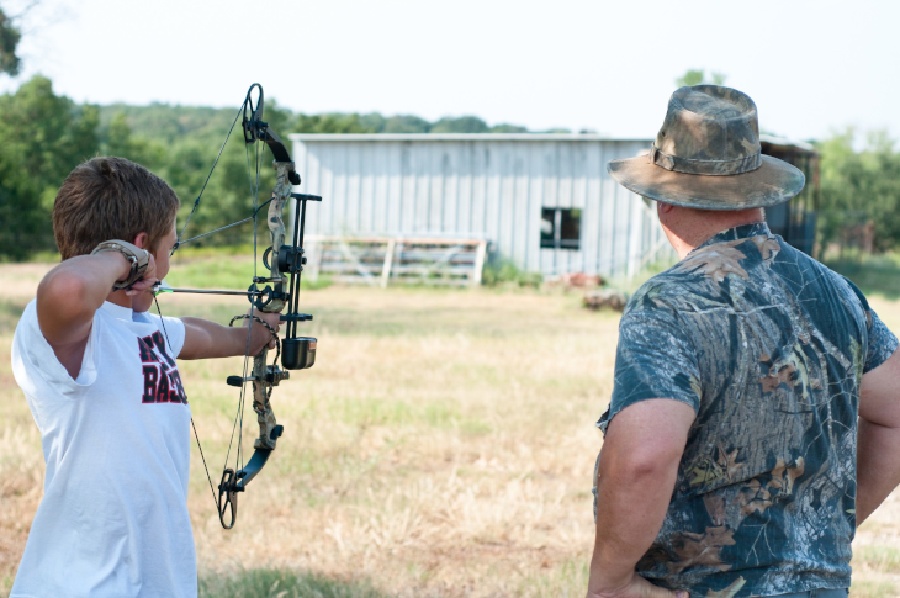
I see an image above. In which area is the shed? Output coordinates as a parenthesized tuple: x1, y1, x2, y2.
(290, 133, 670, 285)
(760, 135, 820, 256)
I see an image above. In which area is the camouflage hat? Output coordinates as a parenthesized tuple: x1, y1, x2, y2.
(608, 85, 805, 210)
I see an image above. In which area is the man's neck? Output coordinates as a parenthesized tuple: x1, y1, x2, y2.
(660, 205, 765, 259)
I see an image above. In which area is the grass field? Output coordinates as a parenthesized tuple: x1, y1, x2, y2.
(1, 262, 899, 597)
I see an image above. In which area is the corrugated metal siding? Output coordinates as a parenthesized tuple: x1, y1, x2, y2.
(290, 134, 670, 280)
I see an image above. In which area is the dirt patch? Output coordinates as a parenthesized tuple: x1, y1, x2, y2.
(0, 263, 49, 300)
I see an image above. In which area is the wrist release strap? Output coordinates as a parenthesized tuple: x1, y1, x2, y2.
(91, 239, 150, 290)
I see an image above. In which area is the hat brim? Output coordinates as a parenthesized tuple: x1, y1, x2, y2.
(608, 154, 805, 210)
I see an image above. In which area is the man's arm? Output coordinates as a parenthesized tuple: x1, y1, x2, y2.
(587, 398, 694, 598)
(857, 347, 900, 524)
(178, 311, 281, 360)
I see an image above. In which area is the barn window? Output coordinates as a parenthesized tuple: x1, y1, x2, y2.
(540, 207, 581, 250)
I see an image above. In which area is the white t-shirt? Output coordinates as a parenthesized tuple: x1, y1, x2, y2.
(10, 301, 195, 598)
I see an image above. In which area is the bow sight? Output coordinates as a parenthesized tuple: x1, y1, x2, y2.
(244, 191, 321, 372)
(260, 240, 316, 370)
(241, 82, 321, 372)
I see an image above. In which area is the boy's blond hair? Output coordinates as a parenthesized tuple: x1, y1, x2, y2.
(53, 157, 180, 260)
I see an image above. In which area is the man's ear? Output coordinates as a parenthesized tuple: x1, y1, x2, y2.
(132, 232, 150, 250)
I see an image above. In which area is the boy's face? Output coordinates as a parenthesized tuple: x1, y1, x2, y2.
(133, 224, 177, 314)
(152, 224, 178, 282)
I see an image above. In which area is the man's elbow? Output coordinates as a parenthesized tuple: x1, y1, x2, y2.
(603, 438, 685, 487)
(600, 399, 694, 480)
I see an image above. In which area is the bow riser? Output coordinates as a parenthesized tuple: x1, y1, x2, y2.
(252, 160, 293, 453)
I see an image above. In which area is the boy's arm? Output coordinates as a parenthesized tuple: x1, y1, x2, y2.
(178, 311, 281, 360)
(857, 347, 900, 524)
(36, 252, 156, 377)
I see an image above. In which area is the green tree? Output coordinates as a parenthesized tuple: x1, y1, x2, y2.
(675, 69, 727, 87)
(105, 111, 134, 156)
(0, 75, 100, 259)
(382, 114, 430, 133)
(489, 123, 528, 133)
(0, 5, 21, 75)
(816, 128, 900, 253)
(165, 135, 260, 247)
(295, 112, 378, 134)
(431, 116, 489, 133)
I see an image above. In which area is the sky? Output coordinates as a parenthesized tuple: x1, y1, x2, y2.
(2, 0, 897, 144)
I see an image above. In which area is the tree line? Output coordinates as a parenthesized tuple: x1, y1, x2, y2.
(0, 74, 898, 261)
(0, 75, 536, 259)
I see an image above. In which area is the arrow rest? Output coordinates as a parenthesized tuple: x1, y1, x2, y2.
(246, 282, 288, 312)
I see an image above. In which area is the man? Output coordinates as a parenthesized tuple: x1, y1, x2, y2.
(587, 86, 900, 598)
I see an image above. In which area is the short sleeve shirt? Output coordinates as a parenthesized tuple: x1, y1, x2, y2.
(598, 223, 898, 597)
(11, 301, 195, 597)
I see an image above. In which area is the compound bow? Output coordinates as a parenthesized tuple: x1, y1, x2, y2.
(156, 83, 321, 529)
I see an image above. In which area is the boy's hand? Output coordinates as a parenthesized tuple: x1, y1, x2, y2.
(246, 309, 283, 353)
(125, 253, 157, 296)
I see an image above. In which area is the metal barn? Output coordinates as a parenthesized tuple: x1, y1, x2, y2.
(759, 135, 820, 257)
(289, 133, 670, 286)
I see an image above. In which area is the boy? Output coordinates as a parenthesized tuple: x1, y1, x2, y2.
(10, 157, 280, 597)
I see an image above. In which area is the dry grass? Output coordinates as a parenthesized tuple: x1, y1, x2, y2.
(1, 264, 899, 597)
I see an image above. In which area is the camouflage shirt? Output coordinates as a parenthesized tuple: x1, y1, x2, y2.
(598, 223, 899, 597)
